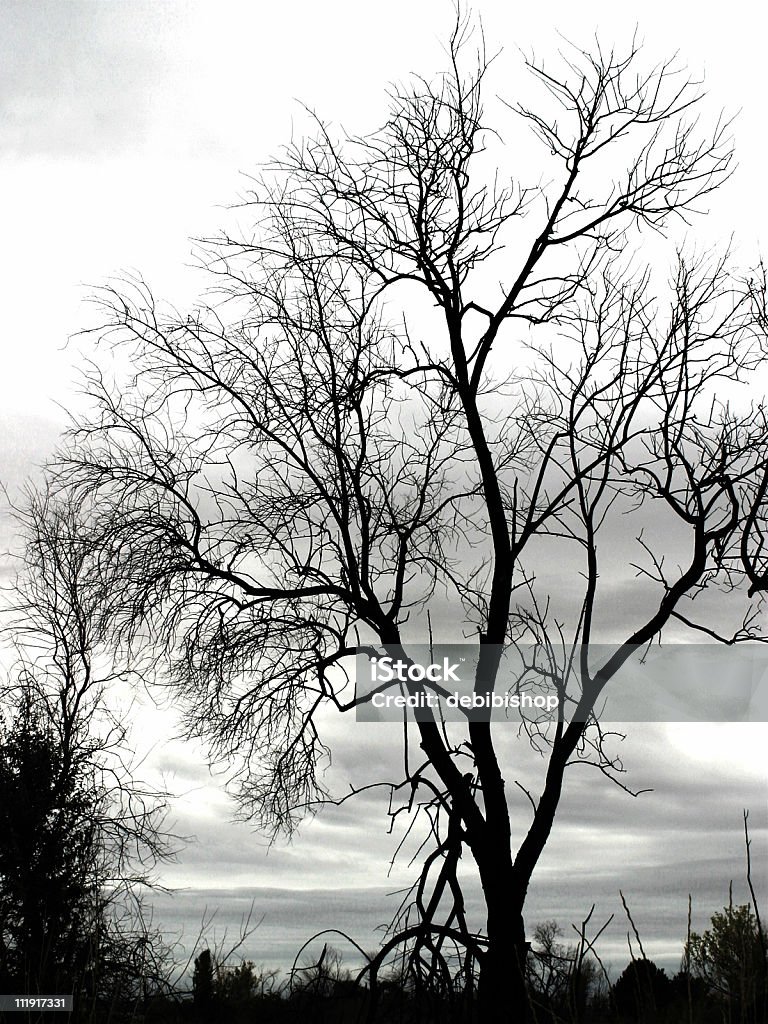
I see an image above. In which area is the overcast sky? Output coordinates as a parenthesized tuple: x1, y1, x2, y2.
(2, 0, 768, 978)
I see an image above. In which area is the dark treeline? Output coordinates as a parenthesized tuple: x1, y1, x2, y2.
(133, 900, 768, 1024)
(166, 899, 768, 1024)
(1, 879, 766, 1023)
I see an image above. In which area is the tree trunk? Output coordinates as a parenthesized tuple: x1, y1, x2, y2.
(478, 923, 530, 1023)
(476, 853, 531, 1023)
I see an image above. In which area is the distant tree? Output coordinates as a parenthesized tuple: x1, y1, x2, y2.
(613, 958, 673, 1022)
(528, 921, 574, 1009)
(192, 946, 283, 1022)
(192, 949, 215, 1016)
(216, 960, 263, 1004)
(687, 902, 767, 1023)
(528, 920, 599, 1022)
(41, 9, 768, 1022)
(0, 488, 174, 1017)
(0, 695, 101, 996)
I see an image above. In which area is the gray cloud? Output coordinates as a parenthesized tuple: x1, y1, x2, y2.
(152, 711, 766, 982)
(0, 2, 179, 157)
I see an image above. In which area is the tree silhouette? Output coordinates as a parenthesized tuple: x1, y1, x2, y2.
(192, 948, 215, 1018)
(41, 10, 768, 1021)
(687, 902, 767, 1023)
(528, 920, 599, 1022)
(0, 695, 101, 997)
(0, 489, 175, 1018)
(613, 958, 673, 1022)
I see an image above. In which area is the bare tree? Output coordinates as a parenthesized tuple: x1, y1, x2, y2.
(1, 487, 177, 1015)
(41, 12, 768, 1021)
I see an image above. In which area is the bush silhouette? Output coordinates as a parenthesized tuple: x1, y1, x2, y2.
(613, 958, 673, 1021)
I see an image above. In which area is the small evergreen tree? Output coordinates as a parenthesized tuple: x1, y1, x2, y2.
(0, 696, 103, 997)
(192, 948, 215, 1012)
